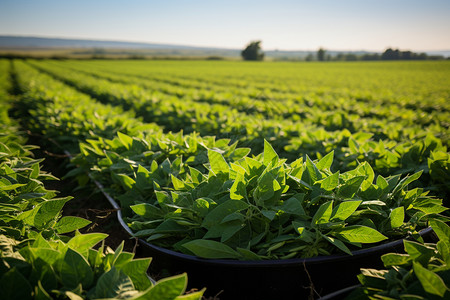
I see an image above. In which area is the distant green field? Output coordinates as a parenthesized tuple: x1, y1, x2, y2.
(4, 59, 450, 260)
(25, 59, 450, 146)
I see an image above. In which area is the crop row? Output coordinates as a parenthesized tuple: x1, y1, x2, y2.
(24, 60, 450, 201)
(3, 59, 450, 299)
(30, 60, 450, 145)
(0, 59, 205, 300)
(8, 59, 448, 257)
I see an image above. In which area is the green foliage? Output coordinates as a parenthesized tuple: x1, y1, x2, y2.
(19, 59, 449, 200)
(0, 233, 204, 300)
(0, 112, 204, 299)
(11, 60, 160, 154)
(0, 132, 89, 241)
(123, 141, 446, 259)
(347, 220, 450, 299)
(241, 41, 264, 61)
(8, 58, 450, 263)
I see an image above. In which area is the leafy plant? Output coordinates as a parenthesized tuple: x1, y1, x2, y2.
(0, 232, 204, 300)
(346, 219, 450, 299)
(127, 141, 447, 259)
(68, 131, 250, 216)
(0, 133, 90, 241)
(0, 102, 204, 299)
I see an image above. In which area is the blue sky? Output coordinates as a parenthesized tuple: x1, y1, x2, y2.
(1, 0, 449, 51)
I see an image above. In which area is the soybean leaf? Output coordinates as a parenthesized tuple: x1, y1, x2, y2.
(32, 233, 52, 249)
(263, 139, 279, 166)
(338, 176, 365, 198)
(320, 171, 340, 191)
(230, 174, 247, 200)
(413, 262, 448, 297)
(261, 210, 276, 221)
(27, 247, 60, 266)
(118, 258, 152, 291)
(312, 200, 333, 225)
(389, 207, 405, 229)
(358, 162, 375, 185)
(220, 221, 245, 243)
(90, 267, 135, 299)
(182, 240, 241, 259)
(130, 203, 163, 219)
(208, 150, 229, 175)
(55, 216, 91, 234)
(171, 175, 185, 190)
(117, 132, 134, 149)
(202, 200, 248, 229)
(322, 234, 352, 255)
(295, 226, 315, 243)
(135, 273, 187, 300)
(391, 171, 423, 195)
(381, 253, 411, 267)
(189, 166, 206, 184)
(113, 173, 135, 191)
(236, 247, 262, 260)
(174, 289, 205, 300)
(59, 248, 94, 289)
(376, 175, 389, 190)
(429, 219, 450, 243)
(277, 195, 305, 216)
(316, 151, 334, 171)
(404, 240, 434, 265)
(28, 197, 71, 229)
(330, 200, 362, 221)
(192, 198, 214, 217)
(304, 155, 322, 184)
(358, 269, 388, 290)
(254, 171, 281, 204)
(437, 241, 450, 264)
(334, 225, 387, 243)
(67, 233, 108, 255)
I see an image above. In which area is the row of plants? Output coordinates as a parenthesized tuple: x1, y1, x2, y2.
(29, 60, 449, 148)
(4, 58, 450, 298)
(26, 60, 449, 201)
(71, 135, 448, 259)
(10, 60, 161, 153)
(346, 219, 450, 299)
(8, 59, 448, 260)
(39, 60, 443, 130)
(50, 60, 450, 115)
(0, 59, 205, 300)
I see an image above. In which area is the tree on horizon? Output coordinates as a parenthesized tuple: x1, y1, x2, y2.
(241, 41, 265, 61)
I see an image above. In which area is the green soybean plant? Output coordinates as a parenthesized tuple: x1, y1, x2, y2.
(0, 134, 91, 241)
(127, 140, 447, 259)
(68, 131, 250, 216)
(0, 232, 204, 300)
(346, 219, 450, 299)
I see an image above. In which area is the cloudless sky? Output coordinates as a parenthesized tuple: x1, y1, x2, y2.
(1, 0, 449, 51)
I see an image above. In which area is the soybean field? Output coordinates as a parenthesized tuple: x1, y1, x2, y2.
(1, 59, 450, 298)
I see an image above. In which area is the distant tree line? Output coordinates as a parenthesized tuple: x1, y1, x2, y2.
(240, 42, 447, 62)
(314, 48, 446, 61)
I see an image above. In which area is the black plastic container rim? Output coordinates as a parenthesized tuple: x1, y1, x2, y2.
(93, 173, 433, 268)
(317, 284, 360, 300)
(137, 227, 432, 267)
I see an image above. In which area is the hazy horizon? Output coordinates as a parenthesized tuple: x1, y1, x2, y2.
(1, 0, 449, 52)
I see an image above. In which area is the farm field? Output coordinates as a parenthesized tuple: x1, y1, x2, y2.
(1, 59, 450, 299)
